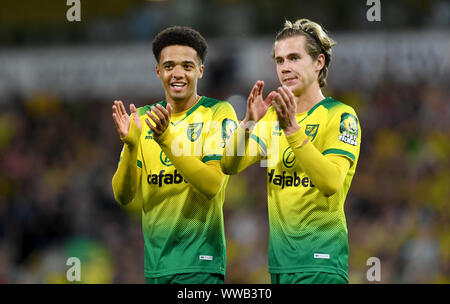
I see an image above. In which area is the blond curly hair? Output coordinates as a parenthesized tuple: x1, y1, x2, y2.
(272, 18, 336, 88)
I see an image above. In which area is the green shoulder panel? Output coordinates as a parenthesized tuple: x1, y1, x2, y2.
(137, 105, 152, 117)
(197, 97, 235, 119)
(322, 98, 360, 137)
(307, 97, 343, 116)
(137, 100, 167, 117)
(308, 97, 357, 121)
(200, 97, 223, 109)
(138, 97, 230, 120)
(322, 97, 344, 111)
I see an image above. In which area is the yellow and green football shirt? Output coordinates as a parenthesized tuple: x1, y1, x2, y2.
(251, 97, 361, 281)
(119, 96, 238, 278)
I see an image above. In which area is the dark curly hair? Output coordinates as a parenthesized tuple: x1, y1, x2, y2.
(152, 26, 208, 64)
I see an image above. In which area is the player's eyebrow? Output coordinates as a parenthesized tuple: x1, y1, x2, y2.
(162, 60, 196, 65)
(281, 52, 301, 59)
(274, 52, 302, 63)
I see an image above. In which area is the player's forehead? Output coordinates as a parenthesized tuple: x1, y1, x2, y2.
(274, 35, 308, 58)
(159, 45, 200, 65)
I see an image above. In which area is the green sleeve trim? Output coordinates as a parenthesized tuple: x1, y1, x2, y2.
(323, 148, 355, 162)
(118, 156, 141, 167)
(202, 154, 222, 163)
(250, 134, 267, 156)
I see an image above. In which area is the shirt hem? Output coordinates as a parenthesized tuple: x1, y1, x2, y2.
(145, 266, 225, 278)
(268, 265, 348, 281)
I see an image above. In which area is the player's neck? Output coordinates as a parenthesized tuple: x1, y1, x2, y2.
(166, 93, 200, 113)
(294, 83, 325, 113)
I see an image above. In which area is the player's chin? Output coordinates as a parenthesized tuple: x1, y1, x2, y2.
(170, 92, 189, 102)
(289, 83, 306, 95)
(281, 84, 297, 95)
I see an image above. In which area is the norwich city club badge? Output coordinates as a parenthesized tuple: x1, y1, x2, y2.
(304, 124, 319, 142)
(187, 122, 203, 142)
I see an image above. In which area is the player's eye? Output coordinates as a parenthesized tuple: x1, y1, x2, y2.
(183, 64, 194, 70)
(275, 58, 283, 65)
(164, 64, 174, 70)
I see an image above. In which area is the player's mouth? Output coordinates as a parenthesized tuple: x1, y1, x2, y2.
(170, 82, 187, 93)
(282, 77, 297, 85)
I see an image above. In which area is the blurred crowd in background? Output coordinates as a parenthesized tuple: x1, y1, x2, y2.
(0, 0, 449, 283)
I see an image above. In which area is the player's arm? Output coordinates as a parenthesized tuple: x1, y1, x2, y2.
(221, 80, 276, 175)
(146, 104, 225, 200)
(159, 146, 225, 200)
(285, 130, 350, 196)
(273, 86, 350, 196)
(221, 122, 261, 175)
(111, 101, 142, 205)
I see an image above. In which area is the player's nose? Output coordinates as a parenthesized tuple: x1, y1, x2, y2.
(280, 63, 293, 74)
(171, 65, 185, 77)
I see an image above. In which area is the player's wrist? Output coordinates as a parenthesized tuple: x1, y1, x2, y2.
(121, 119, 141, 147)
(283, 123, 301, 136)
(285, 125, 309, 148)
(153, 123, 172, 146)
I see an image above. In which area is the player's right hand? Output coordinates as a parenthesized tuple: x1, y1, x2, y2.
(112, 100, 142, 139)
(243, 80, 277, 125)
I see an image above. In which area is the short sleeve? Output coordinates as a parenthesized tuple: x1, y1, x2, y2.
(201, 102, 238, 163)
(321, 107, 361, 166)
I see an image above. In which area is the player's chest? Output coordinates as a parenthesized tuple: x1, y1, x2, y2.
(270, 114, 326, 151)
(265, 114, 326, 170)
(140, 118, 211, 170)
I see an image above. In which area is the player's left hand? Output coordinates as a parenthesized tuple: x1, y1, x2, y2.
(272, 86, 300, 136)
(145, 103, 173, 137)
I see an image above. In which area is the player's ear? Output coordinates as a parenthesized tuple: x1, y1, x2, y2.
(155, 64, 161, 78)
(315, 54, 325, 72)
(198, 64, 204, 79)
